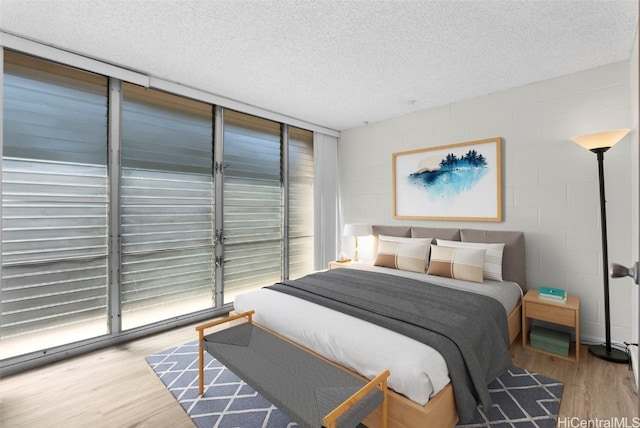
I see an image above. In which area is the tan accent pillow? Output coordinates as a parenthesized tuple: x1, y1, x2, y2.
(378, 235, 432, 270)
(374, 239, 430, 273)
(436, 239, 505, 281)
(427, 245, 486, 283)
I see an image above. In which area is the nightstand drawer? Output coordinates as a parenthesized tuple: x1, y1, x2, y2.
(525, 301, 576, 326)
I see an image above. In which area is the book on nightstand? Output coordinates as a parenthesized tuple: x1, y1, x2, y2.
(538, 286, 568, 304)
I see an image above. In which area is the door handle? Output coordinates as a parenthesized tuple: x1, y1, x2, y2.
(611, 262, 639, 285)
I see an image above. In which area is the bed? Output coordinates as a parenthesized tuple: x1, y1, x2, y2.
(233, 226, 526, 427)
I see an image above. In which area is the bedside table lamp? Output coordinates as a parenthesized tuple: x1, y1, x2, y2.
(343, 223, 371, 262)
(571, 128, 631, 364)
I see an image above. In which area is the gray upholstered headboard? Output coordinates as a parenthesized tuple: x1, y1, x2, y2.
(371, 225, 526, 291)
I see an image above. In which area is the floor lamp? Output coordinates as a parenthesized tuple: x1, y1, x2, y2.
(571, 128, 631, 364)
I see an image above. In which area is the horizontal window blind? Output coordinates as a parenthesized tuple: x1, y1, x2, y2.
(2, 51, 109, 339)
(121, 84, 215, 326)
(3, 51, 108, 164)
(288, 127, 314, 279)
(223, 110, 282, 301)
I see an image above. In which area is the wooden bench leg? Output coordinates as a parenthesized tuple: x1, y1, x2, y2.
(198, 329, 204, 395)
(381, 374, 388, 428)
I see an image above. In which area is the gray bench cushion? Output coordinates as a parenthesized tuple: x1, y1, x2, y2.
(202, 323, 383, 428)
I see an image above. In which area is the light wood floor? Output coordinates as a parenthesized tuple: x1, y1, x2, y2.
(0, 322, 638, 427)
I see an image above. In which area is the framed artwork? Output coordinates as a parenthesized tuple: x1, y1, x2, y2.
(392, 137, 502, 221)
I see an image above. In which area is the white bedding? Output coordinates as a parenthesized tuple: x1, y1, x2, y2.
(233, 263, 522, 406)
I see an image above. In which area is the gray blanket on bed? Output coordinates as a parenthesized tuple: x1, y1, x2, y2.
(267, 268, 513, 423)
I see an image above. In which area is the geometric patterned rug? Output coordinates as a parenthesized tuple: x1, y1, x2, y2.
(455, 367, 563, 427)
(145, 340, 296, 427)
(146, 341, 563, 428)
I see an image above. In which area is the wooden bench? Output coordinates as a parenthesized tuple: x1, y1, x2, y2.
(196, 311, 390, 428)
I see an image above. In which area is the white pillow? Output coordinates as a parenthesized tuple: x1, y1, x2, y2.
(378, 235, 432, 244)
(436, 239, 505, 281)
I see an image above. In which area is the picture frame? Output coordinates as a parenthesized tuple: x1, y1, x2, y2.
(392, 137, 502, 221)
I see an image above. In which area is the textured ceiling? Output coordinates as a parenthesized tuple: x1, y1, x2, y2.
(0, 0, 638, 131)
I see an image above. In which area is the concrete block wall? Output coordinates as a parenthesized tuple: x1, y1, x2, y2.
(338, 60, 635, 343)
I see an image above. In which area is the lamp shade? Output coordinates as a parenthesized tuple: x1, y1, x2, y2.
(343, 223, 371, 237)
(571, 128, 631, 151)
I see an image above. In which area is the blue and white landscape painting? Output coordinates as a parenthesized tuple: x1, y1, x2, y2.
(394, 139, 500, 219)
(407, 149, 489, 199)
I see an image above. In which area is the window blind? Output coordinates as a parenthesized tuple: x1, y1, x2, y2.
(120, 84, 215, 328)
(222, 110, 282, 301)
(288, 127, 314, 279)
(1, 51, 109, 339)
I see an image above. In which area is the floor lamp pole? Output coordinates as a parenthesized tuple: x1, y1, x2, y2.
(588, 147, 629, 363)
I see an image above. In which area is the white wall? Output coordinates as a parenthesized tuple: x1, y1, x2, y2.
(338, 60, 636, 344)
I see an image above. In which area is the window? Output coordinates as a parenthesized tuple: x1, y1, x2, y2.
(222, 111, 282, 303)
(288, 127, 314, 279)
(1, 51, 109, 358)
(0, 50, 318, 369)
(121, 84, 215, 329)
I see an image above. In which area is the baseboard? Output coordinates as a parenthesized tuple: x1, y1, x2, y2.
(630, 345, 639, 391)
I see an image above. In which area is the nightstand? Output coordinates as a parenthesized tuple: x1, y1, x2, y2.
(522, 289, 581, 362)
(328, 260, 352, 270)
